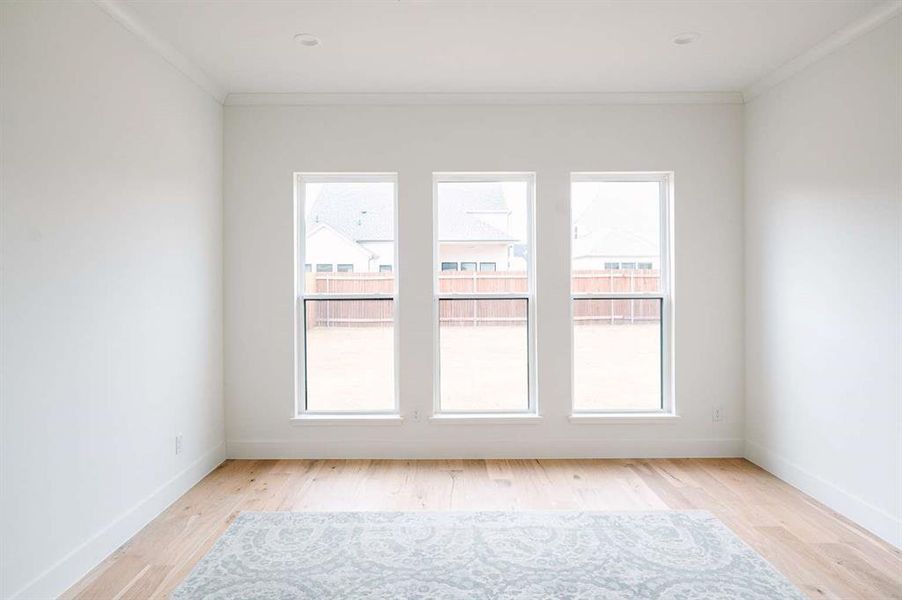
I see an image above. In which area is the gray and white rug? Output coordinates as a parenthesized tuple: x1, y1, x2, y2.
(172, 511, 805, 599)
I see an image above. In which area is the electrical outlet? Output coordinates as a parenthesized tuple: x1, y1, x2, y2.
(175, 433, 183, 455)
(712, 407, 724, 423)
(411, 410, 420, 422)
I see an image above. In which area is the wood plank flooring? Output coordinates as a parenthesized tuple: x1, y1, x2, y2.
(63, 459, 902, 599)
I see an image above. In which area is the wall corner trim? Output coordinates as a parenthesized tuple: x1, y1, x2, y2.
(742, 0, 902, 101)
(8, 443, 227, 600)
(745, 440, 901, 549)
(91, 0, 227, 103)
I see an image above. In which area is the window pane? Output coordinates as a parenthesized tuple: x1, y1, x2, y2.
(573, 298, 661, 411)
(439, 299, 528, 411)
(305, 181, 394, 295)
(437, 181, 528, 294)
(304, 299, 394, 412)
(572, 181, 661, 293)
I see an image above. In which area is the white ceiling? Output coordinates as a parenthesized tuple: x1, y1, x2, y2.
(117, 0, 881, 96)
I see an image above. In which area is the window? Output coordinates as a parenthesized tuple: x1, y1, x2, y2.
(571, 173, 671, 413)
(295, 173, 398, 414)
(434, 173, 535, 413)
(305, 264, 312, 272)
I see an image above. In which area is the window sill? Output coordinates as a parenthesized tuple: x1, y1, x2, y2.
(429, 413, 543, 424)
(290, 414, 404, 426)
(568, 413, 680, 424)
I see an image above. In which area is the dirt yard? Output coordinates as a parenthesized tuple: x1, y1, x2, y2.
(304, 324, 661, 412)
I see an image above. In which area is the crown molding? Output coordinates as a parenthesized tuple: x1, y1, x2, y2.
(224, 91, 744, 107)
(92, 0, 227, 103)
(92, 0, 900, 108)
(743, 0, 902, 101)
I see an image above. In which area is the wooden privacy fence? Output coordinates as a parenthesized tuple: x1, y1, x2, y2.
(305, 270, 661, 328)
(572, 297, 661, 325)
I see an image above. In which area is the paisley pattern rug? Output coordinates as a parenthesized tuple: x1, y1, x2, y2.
(172, 511, 805, 599)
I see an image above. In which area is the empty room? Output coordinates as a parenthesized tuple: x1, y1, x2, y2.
(1, 0, 900, 598)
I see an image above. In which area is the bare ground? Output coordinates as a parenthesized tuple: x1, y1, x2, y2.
(305, 324, 660, 412)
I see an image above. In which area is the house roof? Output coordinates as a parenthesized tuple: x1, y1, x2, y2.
(308, 183, 394, 242)
(309, 182, 515, 242)
(307, 222, 376, 259)
(436, 182, 515, 242)
(571, 189, 659, 258)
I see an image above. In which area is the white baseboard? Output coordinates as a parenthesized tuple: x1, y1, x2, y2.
(226, 437, 744, 460)
(745, 440, 901, 548)
(9, 442, 227, 600)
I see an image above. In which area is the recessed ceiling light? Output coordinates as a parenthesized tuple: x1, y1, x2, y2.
(672, 32, 701, 45)
(294, 33, 320, 47)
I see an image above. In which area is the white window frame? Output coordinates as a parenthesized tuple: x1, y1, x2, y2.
(569, 172, 674, 415)
(432, 172, 537, 416)
(293, 172, 400, 417)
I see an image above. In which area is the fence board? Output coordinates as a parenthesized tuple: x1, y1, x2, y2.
(304, 270, 661, 328)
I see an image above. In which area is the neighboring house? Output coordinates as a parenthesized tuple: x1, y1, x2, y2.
(571, 192, 660, 271)
(304, 223, 375, 273)
(571, 228, 659, 271)
(435, 182, 518, 272)
(307, 182, 518, 273)
(308, 183, 658, 273)
(306, 183, 395, 273)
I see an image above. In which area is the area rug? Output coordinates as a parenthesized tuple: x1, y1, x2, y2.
(172, 511, 805, 599)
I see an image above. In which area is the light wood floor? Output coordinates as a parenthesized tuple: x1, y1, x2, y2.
(64, 459, 901, 599)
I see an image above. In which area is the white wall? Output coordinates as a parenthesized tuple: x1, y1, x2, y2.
(439, 243, 510, 269)
(744, 16, 902, 547)
(306, 225, 372, 273)
(0, 2, 224, 598)
(223, 101, 744, 458)
(360, 241, 394, 270)
(573, 256, 659, 270)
